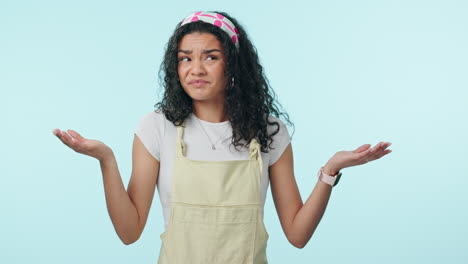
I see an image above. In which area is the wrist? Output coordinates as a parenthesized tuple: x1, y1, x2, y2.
(317, 165, 343, 187)
(99, 149, 115, 163)
(323, 164, 340, 176)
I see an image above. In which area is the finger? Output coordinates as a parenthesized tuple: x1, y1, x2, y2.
(56, 130, 71, 148)
(364, 142, 382, 154)
(359, 146, 374, 159)
(68, 129, 85, 142)
(61, 130, 77, 147)
(374, 141, 384, 150)
(52, 129, 60, 136)
(362, 142, 381, 162)
(377, 142, 391, 153)
(360, 142, 391, 164)
(354, 144, 371, 153)
(368, 143, 381, 157)
(359, 149, 375, 164)
(375, 149, 392, 159)
(370, 142, 386, 153)
(368, 142, 391, 159)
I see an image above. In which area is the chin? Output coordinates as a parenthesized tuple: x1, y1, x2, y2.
(183, 85, 224, 102)
(186, 91, 211, 101)
(184, 86, 208, 98)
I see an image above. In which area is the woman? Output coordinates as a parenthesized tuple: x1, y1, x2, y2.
(52, 11, 392, 263)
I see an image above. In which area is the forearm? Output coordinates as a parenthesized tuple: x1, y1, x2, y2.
(99, 152, 140, 245)
(290, 166, 337, 248)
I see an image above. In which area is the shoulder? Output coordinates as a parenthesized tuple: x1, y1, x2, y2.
(134, 110, 168, 161)
(135, 109, 168, 138)
(136, 109, 167, 126)
(141, 109, 165, 120)
(264, 115, 291, 166)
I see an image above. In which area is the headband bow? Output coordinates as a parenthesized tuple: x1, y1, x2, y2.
(180, 11, 240, 49)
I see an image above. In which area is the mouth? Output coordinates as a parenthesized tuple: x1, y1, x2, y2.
(189, 80, 209, 87)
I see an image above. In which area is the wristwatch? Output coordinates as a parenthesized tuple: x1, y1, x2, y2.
(317, 166, 342, 187)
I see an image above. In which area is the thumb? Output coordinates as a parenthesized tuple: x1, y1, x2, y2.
(354, 144, 371, 154)
(67, 129, 85, 142)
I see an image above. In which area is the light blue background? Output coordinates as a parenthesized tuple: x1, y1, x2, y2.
(2, 0, 467, 263)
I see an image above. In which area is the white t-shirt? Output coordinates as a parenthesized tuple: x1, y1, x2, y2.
(134, 110, 291, 230)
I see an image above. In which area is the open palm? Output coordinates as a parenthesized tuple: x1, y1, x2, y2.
(52, 129, 111, 161)
(326, 142, 392, 171)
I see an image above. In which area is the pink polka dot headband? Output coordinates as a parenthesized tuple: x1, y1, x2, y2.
(180, 11, 240, 49)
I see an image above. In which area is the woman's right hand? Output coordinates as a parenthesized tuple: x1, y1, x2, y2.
(52, 129, 112, 161)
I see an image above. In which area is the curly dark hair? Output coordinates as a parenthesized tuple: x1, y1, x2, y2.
(154, 11, 295, 153)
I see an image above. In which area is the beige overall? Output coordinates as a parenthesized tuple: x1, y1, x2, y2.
(157, 122, 269, 264)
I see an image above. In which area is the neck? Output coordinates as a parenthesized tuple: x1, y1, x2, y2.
(192, 100, 228, 123)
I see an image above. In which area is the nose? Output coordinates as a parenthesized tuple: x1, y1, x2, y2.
(190, 59, 206, 76)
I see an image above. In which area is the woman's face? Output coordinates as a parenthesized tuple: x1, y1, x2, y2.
(177, 32, 227, 103)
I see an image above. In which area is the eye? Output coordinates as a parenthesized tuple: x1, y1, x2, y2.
(179, 57, 190, 62)
(206, 55, 218, 60)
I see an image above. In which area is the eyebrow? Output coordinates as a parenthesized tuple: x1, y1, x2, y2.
(177, 49, 222, 54)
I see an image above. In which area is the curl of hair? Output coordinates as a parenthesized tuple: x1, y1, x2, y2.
(154, 11, 295, 153)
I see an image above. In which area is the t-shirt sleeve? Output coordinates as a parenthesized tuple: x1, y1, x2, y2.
(267, 116, 291, 167)
(134, 110, 165, 161)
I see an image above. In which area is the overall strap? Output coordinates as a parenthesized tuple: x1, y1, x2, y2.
(249, 138, 263, 176)
(176, 121, 186, 158)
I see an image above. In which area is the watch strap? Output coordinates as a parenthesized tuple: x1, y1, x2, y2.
(317, 166, 342, 187)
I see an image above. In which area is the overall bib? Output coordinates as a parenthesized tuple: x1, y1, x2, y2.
(157, 122, 269, 264)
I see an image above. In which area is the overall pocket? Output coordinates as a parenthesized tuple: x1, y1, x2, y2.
(259, 218, 269, 241)
(157, 228, 170, 264)
(165, 205, 257, 264)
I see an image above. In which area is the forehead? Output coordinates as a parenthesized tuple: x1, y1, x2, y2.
(178, 32, 223, 50)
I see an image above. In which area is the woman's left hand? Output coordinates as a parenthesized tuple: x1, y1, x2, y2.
(324, 142, 392, 173)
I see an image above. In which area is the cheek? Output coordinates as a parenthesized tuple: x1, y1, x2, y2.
(177, 65, 185, 79)
(213, 66, 226, 80)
